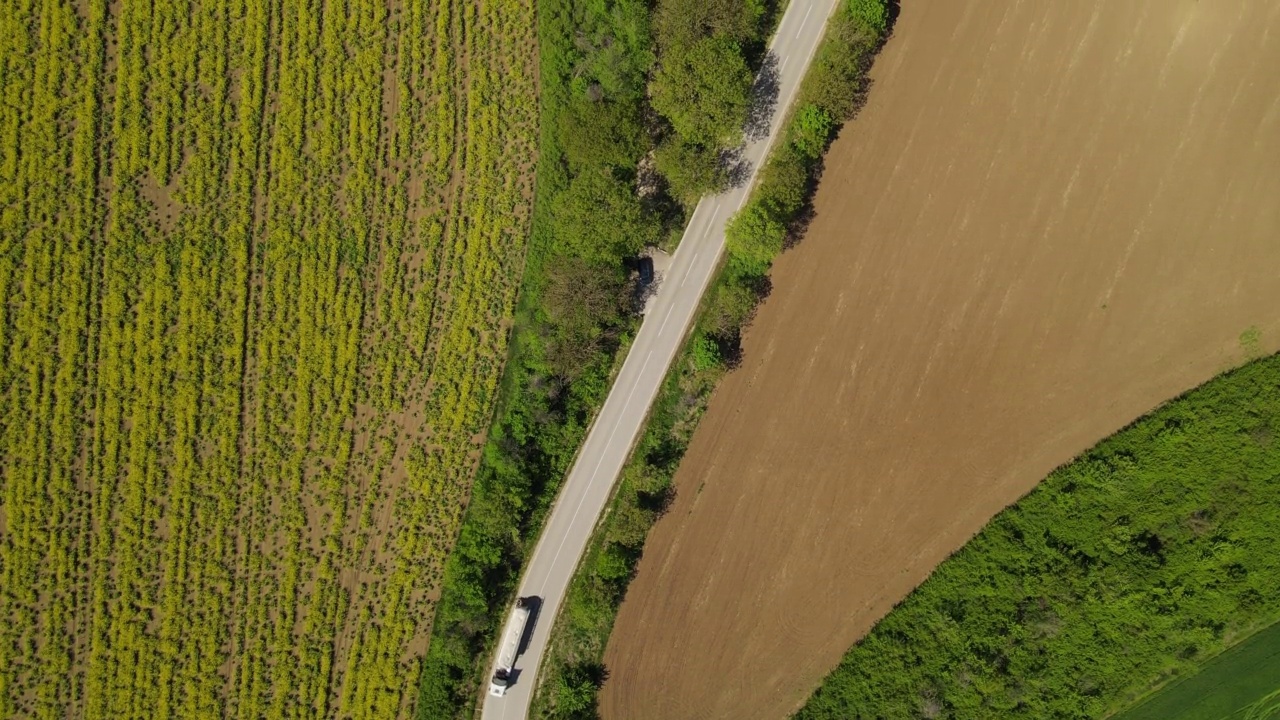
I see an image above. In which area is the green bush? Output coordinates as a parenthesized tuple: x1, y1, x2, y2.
(790, 104, 835, 160)
(757, 146, 811, 217)
(552, 170, 656, 263)
(797, 353, 1280, 719)
(554, 664, 606, 718)
(691, 334, 724, 371)
(569, 0, 653, 100)
(594, 543, 633, 583)
(558, 97, 648, 171)
(704, 280, 760, 338)
(799, 9, 878, 121)
(650, 35, 754, 146)
(847, 0, 889, 37)
(654, 138, 727, 204)
(653, 0, 766, 54)
(726, 203, 786, 277)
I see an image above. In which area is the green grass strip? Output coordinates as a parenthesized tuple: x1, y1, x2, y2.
(1112, 619, 1280, 720)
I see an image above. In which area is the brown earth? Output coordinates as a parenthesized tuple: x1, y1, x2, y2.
(600, 1, 1280, 718)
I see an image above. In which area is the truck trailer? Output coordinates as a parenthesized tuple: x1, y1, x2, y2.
(488, 596, 535, 697)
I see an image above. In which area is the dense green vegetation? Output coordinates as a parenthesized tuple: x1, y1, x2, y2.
(527, 1, 892, 717)
(796, 352, 1280, 719)
(1113, 619, 1280, 720)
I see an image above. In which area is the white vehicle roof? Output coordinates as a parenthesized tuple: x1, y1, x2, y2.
(487, 674, 510, 697)
(493, 598, 532, 674)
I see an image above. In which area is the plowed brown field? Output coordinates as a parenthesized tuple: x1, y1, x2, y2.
(601, 1, 1280, 718)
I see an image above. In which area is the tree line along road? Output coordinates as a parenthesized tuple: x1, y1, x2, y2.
(481, 1, 842, 717)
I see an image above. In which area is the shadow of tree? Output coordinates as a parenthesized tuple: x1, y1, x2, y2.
(745, 51, 781, 142)
(720, 50, 783, 191)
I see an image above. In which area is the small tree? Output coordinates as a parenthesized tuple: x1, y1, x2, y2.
(595, 543, 633, 583)
(848, 0, 889, 37)
(757, 148, 810, 219)
(543, 257, 630, 380)
(558, 96, 648, 171)
(726, 203, 786, 277)
(703, 278, 759, 339)
(654, 138, 726, 204)
(550, 170, 658, 264)
(799, 14, 875, 121)
(790, 104, 834, 161)
(650, 35, 753, 146)
(653, 0, 765, 53)
(555, 663, 606, 718)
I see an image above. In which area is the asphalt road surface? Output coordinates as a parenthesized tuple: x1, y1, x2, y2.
(481, 1, 840, 717)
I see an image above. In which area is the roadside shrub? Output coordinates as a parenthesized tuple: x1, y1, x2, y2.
(654, 138, 728, 204)
(799, 10, 877, 121)
(790, 104, 835, 161)
(757, 146, 811, 218)
(595, 543, 633, 583)
(653, 0, 766, 53)
(691, 333, 724, 371)
(650, 35, 754, 146)
(543, 258, 630, 381)
(554, 663, 606, 718)
(848, 0, 889, 37)
(570, 0, 654, 99)
(726, 203, 786, 276)
(702, 274, 759, 340)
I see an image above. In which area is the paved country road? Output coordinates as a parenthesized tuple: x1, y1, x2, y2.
(481, 1, 840, 717)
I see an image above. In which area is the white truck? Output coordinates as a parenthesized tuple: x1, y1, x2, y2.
(488, 596, 535, 697)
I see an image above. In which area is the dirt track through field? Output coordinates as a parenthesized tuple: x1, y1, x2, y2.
(600, 2, 1280, 718)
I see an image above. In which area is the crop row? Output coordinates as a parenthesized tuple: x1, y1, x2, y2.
(0, 0, 104, 715)
(0, 0, 537, 714)
(335, 0, 538, 713)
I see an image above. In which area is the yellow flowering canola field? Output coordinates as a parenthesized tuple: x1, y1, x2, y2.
(0, 0, 536, 714)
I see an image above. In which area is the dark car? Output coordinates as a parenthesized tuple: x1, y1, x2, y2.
(637, 256, 654, 285)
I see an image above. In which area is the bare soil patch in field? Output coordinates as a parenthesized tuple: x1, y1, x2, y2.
(601, 2, 1280, 718)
